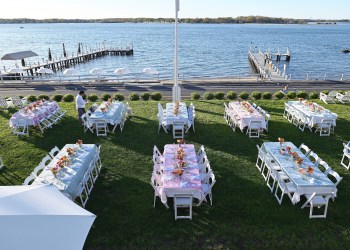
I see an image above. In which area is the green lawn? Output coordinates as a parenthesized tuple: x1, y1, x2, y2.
(0, 99, 350, 249)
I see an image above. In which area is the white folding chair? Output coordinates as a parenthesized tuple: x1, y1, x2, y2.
(95, 144, 102, 173)
(174, 193, 193, 220)
(317, 160, 332, 175)
(308, 151, 321, 167)
(186, 108, 195, 133)
(157, 109, 168, 133)
(299, 143, 311, 157)
(23, 173, 36, 185)
(283, 102, 291, 120)
(201, 171, 216, 206)
(13, 118, 29, 137)
(49, 146, 60, 159)
(246, 120, 261, 138)
(173, 121, 185, 139)
(32, 163, 45, 177)
(76, 179, 89, 208)
(261, 153, 281, 181)
(264, 114, 271, 132)
(151, 173, 168, 208)
(266, 167, 289, 193)
(301, 192, 332, 219)
(119, 110, 128, 132)
(0, 156, 4, 170)
(95, 119, 108, 136)
(256, 144, 265, 172)
(327, 169, 343, 186)
(274, 178, 297, 205)
(341, 142, 350, 170)
(81, 114, 94, 133)
(315, 119, 332, 136)
(336, 92, 350, 104)
(200, 162, 212, 180)
(83, 170, 94, 195)
(196, 145, 205, 160)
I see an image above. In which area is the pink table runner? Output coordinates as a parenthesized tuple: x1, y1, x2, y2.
(160, 144, 202, 203)
(229, 101, 266, 130)
(9, 101, 59, 127)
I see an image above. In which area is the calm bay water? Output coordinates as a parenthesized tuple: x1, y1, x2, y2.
(0, 23, 349, 80)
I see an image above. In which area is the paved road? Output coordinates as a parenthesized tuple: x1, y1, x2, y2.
(0, 80, 349, 97)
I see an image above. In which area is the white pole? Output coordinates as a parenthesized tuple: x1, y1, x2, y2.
(172, 0, 181, 102)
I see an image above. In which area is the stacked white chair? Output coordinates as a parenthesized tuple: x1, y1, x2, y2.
(320, 91, 337, 104)
(0, 97, 10, 109)
(174, 193, 193, 220)
(246, 120, 261, 138)
(341, 142, 350, 170)
(301, 192, 333, 218)
(336, 92, 350, 104)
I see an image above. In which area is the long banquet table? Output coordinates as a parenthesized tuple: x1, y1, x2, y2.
(164, 102, 190, 127)
(288, 101, 337, 127)
(89, 101, 124, 125)
(9, 101, 60, 127)
(262, 142, 337, 203)
(228, 101, 266, 130)
(32, 144, 98, 199)
(160, 144, 203, 204)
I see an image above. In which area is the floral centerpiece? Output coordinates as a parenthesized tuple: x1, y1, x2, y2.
(286, 146, 291, 152)
(173, 100, 180, 115)
(100, 107, 107, 113)
(317, 106, 323, 113)
(295, 157, 304, 166)
(248, 108, 254, 114)
(50, 166, 60, 175)
(172, 168, 184, 176)
(238, 98, 242, 104)
(66, 148, 76, 156)
(298, 98, 304, 103)
(306, 166, 314, 174)
(176, 147, 184, 161)
(177, 139, 185, 145)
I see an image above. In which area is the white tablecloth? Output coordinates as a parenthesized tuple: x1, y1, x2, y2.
(9, 101, 60, 127)
(288, 101, 337, 127)
(160, 144, 203, 204)
(164, 102, 190, 127)
(32, 144, 98, 199)
(229, 102, 266, 130)
(89, 101, 124, 125)
(262, 142, 337, 204)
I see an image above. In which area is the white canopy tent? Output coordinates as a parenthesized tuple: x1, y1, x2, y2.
(0, 185, 96, 250)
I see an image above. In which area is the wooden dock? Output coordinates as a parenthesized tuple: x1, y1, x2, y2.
(1, 48, 134, 78)
(248, 47, 291, 81)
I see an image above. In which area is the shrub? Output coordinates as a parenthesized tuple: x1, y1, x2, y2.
(52, 94, 63, 102)
(129, 92, 139, 101)
(296, 91, 308, 99)
(214, 92, 225, 100)
(63, 94, 74, 102)
(203, 92, 215, 100)
(26, 95, 37, 102)
(321, 90, 329, 95)
(338, 90, 345, 95)
(274, 91, 285, 100)
(286, 91, 297, 99)
(140, 92, 150, 101)
(226, 91, 237, 100)
(150, 92, 162, 101)
(251, 91, 262, 100)
(88, 94, 98, 102)
(101, 93, 111, 101)
(19, 95, 24, 99)
(239, 91, 249, 100)
(37, 94, 50, 100)
(309, 91, 319, 99)
(113, 93, 125, 101)
(191, 92, 201, 100)
(262, 92, 272, 100)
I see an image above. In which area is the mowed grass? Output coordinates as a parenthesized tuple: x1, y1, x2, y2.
(0, 99, 350, 249)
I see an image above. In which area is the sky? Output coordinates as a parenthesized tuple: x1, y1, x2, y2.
(1, 0, 349, 19)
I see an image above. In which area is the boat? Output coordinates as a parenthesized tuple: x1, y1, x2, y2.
(342, 49, 350, 54)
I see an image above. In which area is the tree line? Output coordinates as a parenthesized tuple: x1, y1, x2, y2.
(0, 16, 348, 24)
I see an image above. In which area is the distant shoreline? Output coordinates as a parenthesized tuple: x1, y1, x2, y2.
(0, 16, 349, 25)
